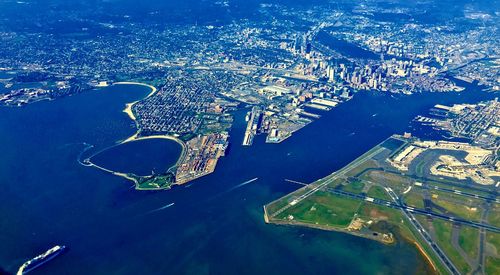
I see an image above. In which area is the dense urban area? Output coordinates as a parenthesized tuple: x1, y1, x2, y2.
(0, 1, 499, 274)
(1, 1, 498, 188)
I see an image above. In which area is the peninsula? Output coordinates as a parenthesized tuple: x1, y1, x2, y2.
(83, 81, 231, 190)
(264, 100, 500, 275)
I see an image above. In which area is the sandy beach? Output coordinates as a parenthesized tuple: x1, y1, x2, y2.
(114, 82, 158, 122)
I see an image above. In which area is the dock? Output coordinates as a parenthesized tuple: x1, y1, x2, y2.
(304, 103, 331, 111)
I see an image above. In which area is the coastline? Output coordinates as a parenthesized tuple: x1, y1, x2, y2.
(114, 82, 186, 159)
(129, 135, 187, 168)
(263, 205, 394, 245)
(260, 135, 447, 274)
(264, 209, 440, 274)
(411, 239, 438, 273)
(114, 81, 157, 123)
(83, 82, 188, 189)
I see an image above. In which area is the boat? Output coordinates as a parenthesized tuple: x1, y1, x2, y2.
(17, 245, 65, 275)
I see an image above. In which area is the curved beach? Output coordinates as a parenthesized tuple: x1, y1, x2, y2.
(83, 82, 187, 188)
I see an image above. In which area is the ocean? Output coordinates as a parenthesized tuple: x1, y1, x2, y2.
(0, 82, 496, 274)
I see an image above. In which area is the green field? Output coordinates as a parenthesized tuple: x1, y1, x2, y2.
(414, 160, 426, 177)
(432, 220, 470, 274)
(343, 159, 379, 177)
(488, 206, 500, 228)
(486, 232, 500, 253)
(366, 185, 391, 201)
(137, 174, 175, 190)
(326, 178, 348, 188)
(266, 177, 352, 216)
(485, 257, 500, 275)
(275, 191, 361, 228)
(428, 180, 492, 198)
(416, 215, 430, 231)
(361, 170, 411, 193)
(356, 202, 402, 224)
(431, 190, 483, 206)
(342, 180, 365, 194)
(433, 198, 482, 222)
(403, 192, 425, 209)
(458, 226, 479, 260)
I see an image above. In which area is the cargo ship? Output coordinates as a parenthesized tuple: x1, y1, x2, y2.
(17, 245, 65, 275)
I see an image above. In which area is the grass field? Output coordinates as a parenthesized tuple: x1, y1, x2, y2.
(276, 191, 361, 228)
(488, 205, 500, 228)
(485, 257, 500, 275)
(428, 180, 492, 198)
(433, 198, 482, 222)
(356, 202, 402, 224)
(138, 174, 174, 190)
(486, 232, 500, 253)
(367, 185, 391, 201)
(342, 180, 365, 194)
(430, 190, 483, 207)
(265, 181, 322, 215)
(344, 159, 379, 177)
(458, 225, 479, 260)
(403, 191, 425, 209)
(362, 170, 411, 193)
(416, 215, 430, 231)
(326, 178, 347, 188)
(432, 219, 470, 274)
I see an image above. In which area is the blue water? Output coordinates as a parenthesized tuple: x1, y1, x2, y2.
(316, 31, 379, 60)
(0, 83, 496, 274)
(89, 138, 181, 176)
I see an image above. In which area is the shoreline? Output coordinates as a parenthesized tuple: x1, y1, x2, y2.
(411, 239, 438, 273)
(129, 135, 187, 168)
(264, 208, 394, 245)
(114, 82, 186, 163)
(264, 211, 439, 274)
(114, 81, 157, 123)
(83, 82, 188, 189)
(114, 81, 187, 163)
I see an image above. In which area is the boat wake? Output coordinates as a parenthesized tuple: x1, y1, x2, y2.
(226, 177, 259, 193)
(76, 142, 95, 166)
(148, 202, 175, 214)
(206, 178, 259, 201)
